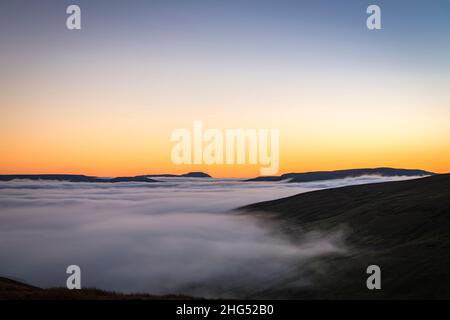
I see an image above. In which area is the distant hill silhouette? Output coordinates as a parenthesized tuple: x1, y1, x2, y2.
(181, 172, 211, 178)
(246, 167, 433, 183)
(0, 174, 159, 183)
(239, 174, 450, 299)
(108, 176, 160, 183)
(141, 172, 211, 178)
(0, 172, 212, 183)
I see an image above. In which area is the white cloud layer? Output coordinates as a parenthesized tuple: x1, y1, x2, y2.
(0, 175, 422, 297)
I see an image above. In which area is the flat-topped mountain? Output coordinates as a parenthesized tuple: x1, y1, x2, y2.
(141, 172, 211, 178)
(239, 174, 450, 299)
(246, 167, 433, 183)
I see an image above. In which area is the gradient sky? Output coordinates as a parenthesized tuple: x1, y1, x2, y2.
(0, 0, 449, 177)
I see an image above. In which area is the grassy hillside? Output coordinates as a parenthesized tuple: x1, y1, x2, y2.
(0, 277, 194, 300)
(240, 174, 450, 299)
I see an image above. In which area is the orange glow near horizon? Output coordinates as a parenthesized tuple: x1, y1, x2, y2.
(1, 98, 449, 178)
(1, 92, 449, 178)
(1, 38, 449, 178)
(1, 0, 450, 179)
(1, 123, 449, 178)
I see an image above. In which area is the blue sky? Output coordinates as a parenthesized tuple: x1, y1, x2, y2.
(1, 1, 449, 176)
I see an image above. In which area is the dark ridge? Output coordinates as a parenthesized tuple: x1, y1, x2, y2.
(0, 174, 160, 183)
(142, 172, 212, 178)
(0, 277, 196, 300)
(108, 176, 159, 183)
(245, 167, 434, 183)
(181, 172, 211, 178)
(0, 172, 213, 183)
(238, 174, 450, 299)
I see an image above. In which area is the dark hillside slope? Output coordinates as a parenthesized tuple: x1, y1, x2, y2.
(240, 174, 450, 299)
(0, 277, 194, 300)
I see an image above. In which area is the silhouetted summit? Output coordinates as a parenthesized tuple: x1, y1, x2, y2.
(246, 167, 433, 183)
(142, 172, 211, 178)
(181, 172, 211, 178)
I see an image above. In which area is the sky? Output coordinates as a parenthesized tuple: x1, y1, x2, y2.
(0, 0, 449, 177)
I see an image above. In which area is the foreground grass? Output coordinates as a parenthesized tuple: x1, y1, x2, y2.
(0, 277, 195, 300)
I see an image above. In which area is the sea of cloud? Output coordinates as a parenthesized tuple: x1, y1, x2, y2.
(0, 175, 424, 297)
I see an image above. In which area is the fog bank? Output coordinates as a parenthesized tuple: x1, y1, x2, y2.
(0, 175, 421, 297)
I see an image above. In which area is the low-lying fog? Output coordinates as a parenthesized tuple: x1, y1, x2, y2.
(0, 175, 422, 297)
